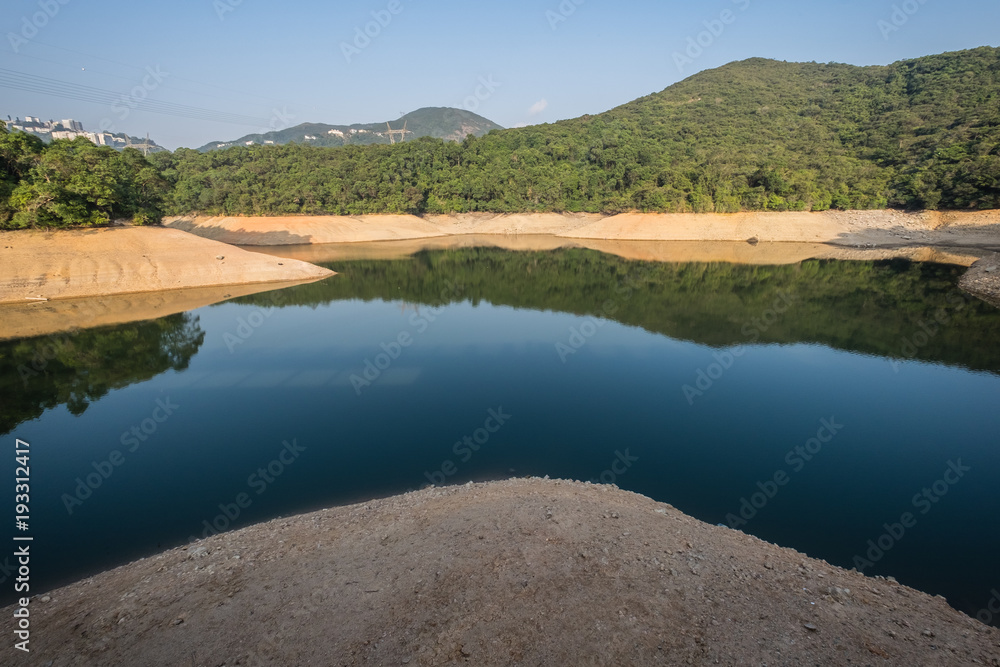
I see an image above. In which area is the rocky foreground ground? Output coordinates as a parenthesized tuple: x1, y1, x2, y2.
(9, 479, 1000, 666)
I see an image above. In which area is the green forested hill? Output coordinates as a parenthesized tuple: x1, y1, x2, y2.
(151, 47, 999, 217)
(2, 47, 999, 227)
(196, 107, 504, 152)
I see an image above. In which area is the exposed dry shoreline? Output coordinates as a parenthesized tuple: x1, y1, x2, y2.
(0, 227, 334, 338)
(8, 479, 999, 666)
(165, 209, 1000, 248)
(2, 211, 998, 338)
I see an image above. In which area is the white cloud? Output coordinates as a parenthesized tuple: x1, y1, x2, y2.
(527, 99, 548, 116)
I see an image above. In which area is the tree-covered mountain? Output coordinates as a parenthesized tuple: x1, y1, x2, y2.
(196, 107, 504, 152)
(2, 47, 999, 228)
(152, 46, 1000, 217)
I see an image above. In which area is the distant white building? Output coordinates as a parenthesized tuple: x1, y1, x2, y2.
(61, 119, 84, 132)
(245, 140, 255, 145)
(303, 135, 317, 141)
(327, 129, 344, 136)
(264, 140, 275, 144)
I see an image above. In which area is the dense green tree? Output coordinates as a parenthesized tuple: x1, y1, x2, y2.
(0, 124, 44, 224)
(2, 136, 167, 229)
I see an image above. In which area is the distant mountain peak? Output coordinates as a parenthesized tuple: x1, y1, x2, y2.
(197, 107, 502, 152)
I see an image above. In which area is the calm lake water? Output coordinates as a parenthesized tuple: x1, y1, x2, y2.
(2, 246, 999, 625)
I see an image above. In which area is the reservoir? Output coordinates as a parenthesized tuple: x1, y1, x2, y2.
(2, 243, 998, 625)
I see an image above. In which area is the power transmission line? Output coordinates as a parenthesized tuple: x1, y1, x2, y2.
(0, 68, 271, 126)
(18, 39, 289, 107)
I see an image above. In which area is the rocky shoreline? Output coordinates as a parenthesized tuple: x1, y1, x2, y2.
(7, 479, 999, 666)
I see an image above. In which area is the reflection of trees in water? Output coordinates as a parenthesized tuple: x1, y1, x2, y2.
(0, 313, 205, 435)
(228, 249, 1000, 374)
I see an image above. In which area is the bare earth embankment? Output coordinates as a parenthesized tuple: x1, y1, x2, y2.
(164, 209, 1000, 249)
(9, 479, 999, 666)
(0, 226, 334, 338)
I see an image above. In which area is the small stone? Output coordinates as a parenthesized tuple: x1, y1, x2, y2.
(922, 629, 935, 638)
(804, 623, 818, 632)
(172, 618, 184, 626)
(39, 595, 51, 602)
(216, 255, 225, 260)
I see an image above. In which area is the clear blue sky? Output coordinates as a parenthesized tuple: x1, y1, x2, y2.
(2, 0, 998, 149)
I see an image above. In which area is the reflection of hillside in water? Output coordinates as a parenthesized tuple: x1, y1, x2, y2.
(0, 313, 205, 436)
(231, 246, 1000, 374)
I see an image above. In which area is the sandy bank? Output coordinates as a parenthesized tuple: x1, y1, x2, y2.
(10, 478, 998, 666)
(164, 210, 1000, 248)
(0, 226, 334, 306)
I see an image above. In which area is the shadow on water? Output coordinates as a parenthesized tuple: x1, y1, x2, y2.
(229, 248, 1000, 374)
